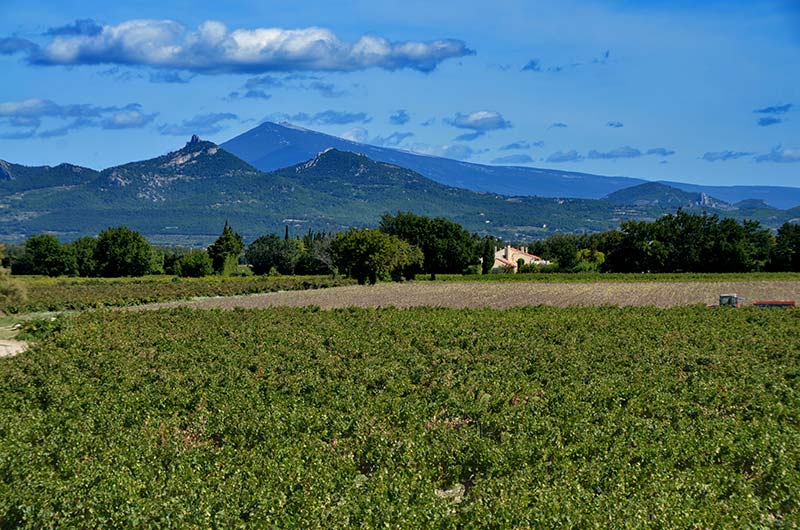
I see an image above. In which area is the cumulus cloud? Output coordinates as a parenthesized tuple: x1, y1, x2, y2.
(340, 127, 368, 143)
(5, 19, 473, 74)
(158, 112, 238, 136)
(0, 98, 155, 138)
(149, 70, 195, 84)
(389, 109, 410, 125)
(44, 19, 103, 37)
(237, 74, 345, 98)
(757, 116, 782, 127)
(521, 59, 541, 72)
(646, 147, 675, 156)
(701, 151, 752, 162)
(228, 89, 273, 100)
(492, 154, 534, 164)
(445, 111, 511, 131)
(499, 140, 543, 151)
(454, 131, 485, 142)
(101, 109, 157, 129)
(339, 127, 414, 147)
(409, 143, 485, 160)
(546, 150, 582, 163)
(584, 146, 675, 160)
(420, 118, 435, 127)
(754, 146, 800, 163)
(371, 132, 414, 147)
(0, 37, 38, 55)
(606, 121, 624, 128)
(588, 146, 642, 159)
(276, 110, 371, 125)
(754, 103, 792, 114)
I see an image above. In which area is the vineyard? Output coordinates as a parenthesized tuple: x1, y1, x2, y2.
(137, 279, 800, 311)
(0, 275, 355, 313)
(1, 306, 798, 527)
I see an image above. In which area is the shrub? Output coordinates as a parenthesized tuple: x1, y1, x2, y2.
(174, 250, 213, 278)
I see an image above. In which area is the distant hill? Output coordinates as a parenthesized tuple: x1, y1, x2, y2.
(1, 139, 798, 245)
(0, 159, 98, 193)
(661, 181, 800, 210)
(605, 182, 733, 210)
(222, 121, 800, 209)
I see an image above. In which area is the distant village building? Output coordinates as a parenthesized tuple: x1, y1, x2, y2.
(492, 245, 549, 272)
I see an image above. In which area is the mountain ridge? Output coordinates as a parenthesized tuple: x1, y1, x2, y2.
(1, 138, 798, 245)
(222, 121, 800, 209)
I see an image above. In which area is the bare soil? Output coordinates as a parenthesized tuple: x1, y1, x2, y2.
(130, 280, 800, 310)
(0, 340, 27, 358)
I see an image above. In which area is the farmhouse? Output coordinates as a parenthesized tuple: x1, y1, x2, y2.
(493, 245, 549, 272)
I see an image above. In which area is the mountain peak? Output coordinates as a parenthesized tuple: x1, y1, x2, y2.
(605, 181, 733, 210)
(188, 134, 201, 145)
(0, 160, 11, 180)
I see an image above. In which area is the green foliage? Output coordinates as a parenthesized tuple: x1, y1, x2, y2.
(1, 275, 354, 313)
(772, 222, 800, 271)
(0, 267, 26, 313)
(245, 234, 305, 275)
(69, 236, 98, 277)
(207, 222, 245, 274)
(331, 228, 423, 284)
(574, 247, 606, 272)
(601, 211, 774, 273)
(380, 212, 479, 279)
(174, 250, 213, 278)
(0, 306, 798, 526)
(546, 233, 580, 272)
(480, 237, 495, 275)
(13, 234, 77, 277)
(94, 226, 154, 277)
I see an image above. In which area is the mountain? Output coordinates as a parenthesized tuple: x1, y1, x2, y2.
(1, 139, 798, 245)
(662, 182, 800, 210)
(604, 182, 734, 210)
(0, 159, 98, 193)
(272, 148, 664, 234)
(221, 121, 646, 198)
(222, 121, 800, 208)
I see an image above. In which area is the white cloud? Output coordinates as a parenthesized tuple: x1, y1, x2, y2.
(23, 19, 473, 73)
(445, 110, 511, 131)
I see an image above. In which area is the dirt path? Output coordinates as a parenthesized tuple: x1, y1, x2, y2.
(128, 280, 800, 311)
(0, 340, 28, 358)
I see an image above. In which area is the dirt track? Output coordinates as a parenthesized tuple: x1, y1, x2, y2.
(131, 281, 800, 310)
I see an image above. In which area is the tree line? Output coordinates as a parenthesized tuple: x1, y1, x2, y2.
(3, 210, 800, 282)
(527, 210, 800, 273)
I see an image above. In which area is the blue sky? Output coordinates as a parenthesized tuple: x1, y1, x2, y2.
(0, 0, 798, 186)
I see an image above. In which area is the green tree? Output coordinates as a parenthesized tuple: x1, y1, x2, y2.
(546, 233, 580, 272)
(69, 236, 98, 277)
(245, 234, 305, 275)
(174, 250, 213, 277)
(207, 222, 244, 275)
(771, 222, 800, 271)
(17, 234, 77, 277)
(481, 237, 496, 274)
(331, 228, 423, 285)
(575, 247, 606, 272)
(94, 226, 154, 277)
(379, 212, 479, 279)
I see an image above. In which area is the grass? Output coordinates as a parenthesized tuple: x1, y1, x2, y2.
(0, 306, 798, 527)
